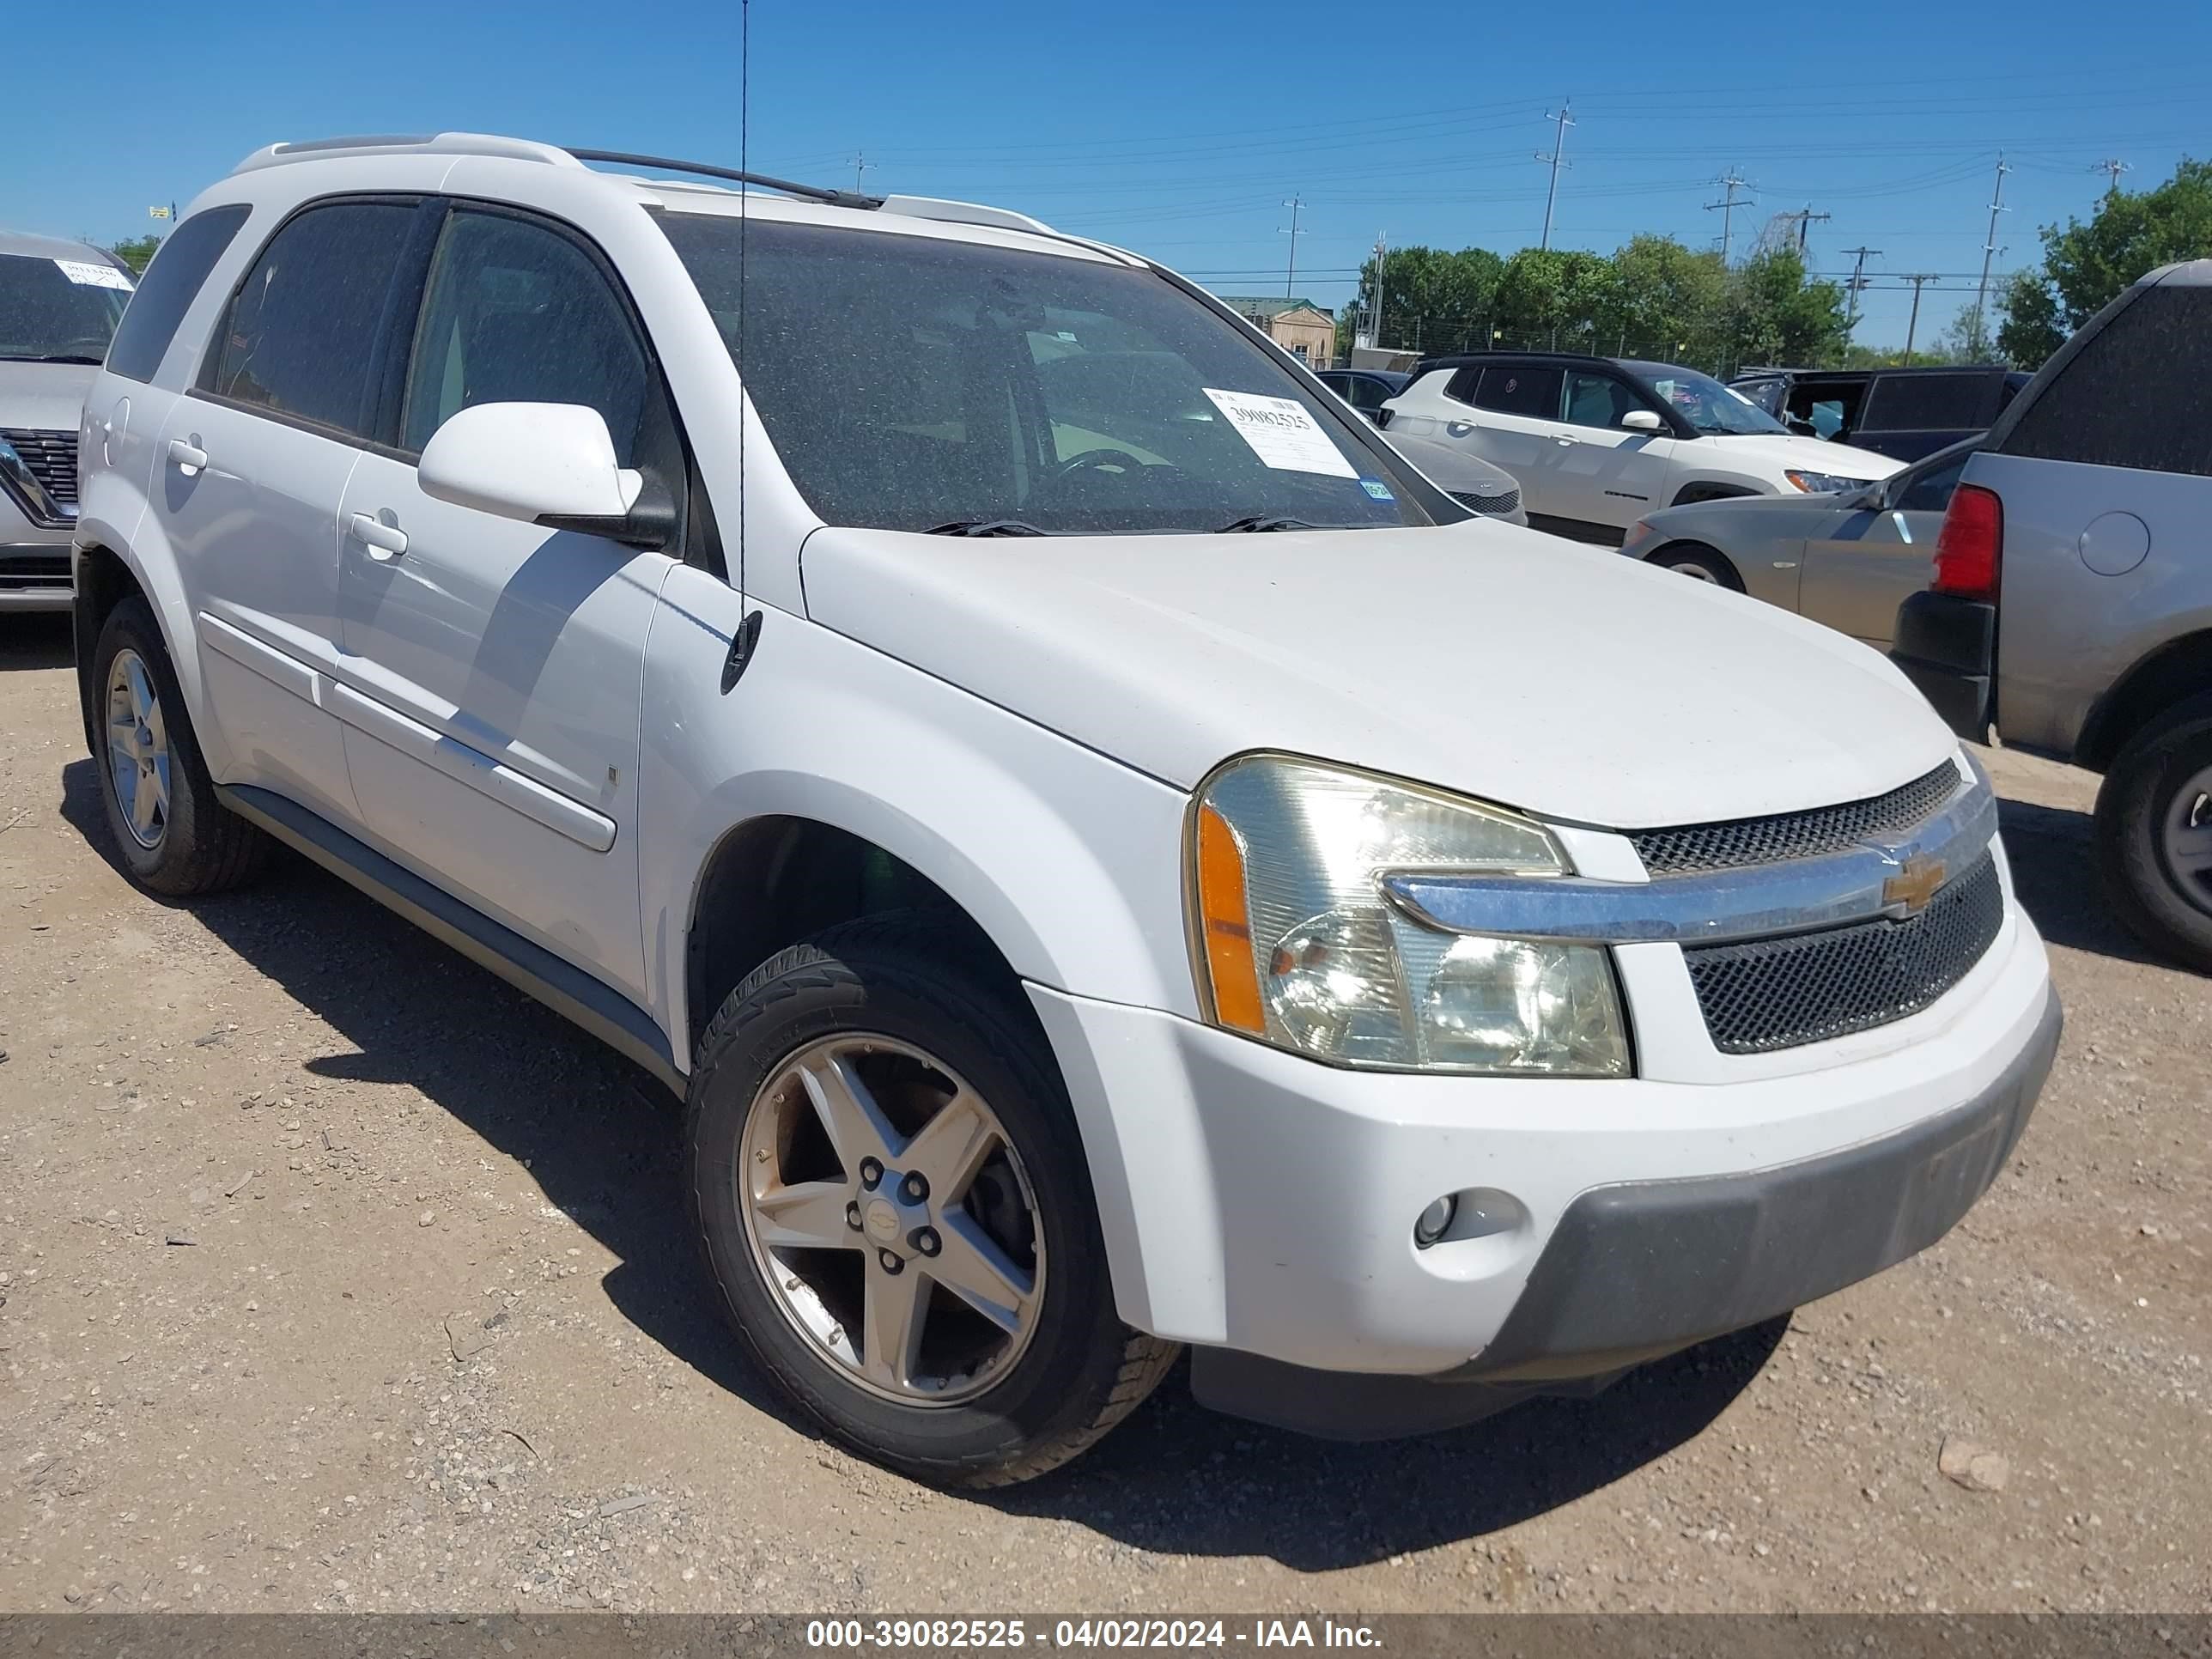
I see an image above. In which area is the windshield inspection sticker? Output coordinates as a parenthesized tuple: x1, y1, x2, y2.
(1202, 388, 1356, 477)
(1359, 477, 1395, 501)
(55, 260, 133, 291)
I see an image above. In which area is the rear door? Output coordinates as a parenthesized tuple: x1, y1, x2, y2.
(331, 203, 684, 1004)
(156, 197, 423, 826)
(1799, 444, 1972, 647)
(1432, 364, 1563, 515)
(1978, 278, 2212, 753)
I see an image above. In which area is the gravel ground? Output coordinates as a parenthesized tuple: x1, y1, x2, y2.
(1, 610, 2205, 1616)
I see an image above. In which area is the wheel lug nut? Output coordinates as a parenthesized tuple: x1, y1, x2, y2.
(858, 1158, 884, 1189)
(878, 1249, 902, 1275)
(845, 1201, 862, 1231)
(902, 1172, 929, 1203)
(911, 1227, 939, 1257)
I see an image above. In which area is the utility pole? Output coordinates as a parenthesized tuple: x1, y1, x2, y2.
(847, 151, 874, 192)
(1841, 246, 1882, 333)
(1969, 152, 2012, 351)
(1365, 233, 1389, 350)
(1279, 197, 1306, 301)
(2091, 156, 2131, 195)
(1902, 274, 1938, 361)
(1705, 170, 1753, 264)
(1790, 204, 1832, 254)
(1535, 103, 1573, 252)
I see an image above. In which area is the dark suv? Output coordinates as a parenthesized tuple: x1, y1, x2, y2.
(1732, 366, 2031, 463)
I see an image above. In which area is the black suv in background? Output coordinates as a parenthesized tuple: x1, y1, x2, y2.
(1731, 366, 2031, 462)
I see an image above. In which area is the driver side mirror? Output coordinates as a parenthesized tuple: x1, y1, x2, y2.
(1620, 409, 1664, 433)
(1846, 483, 1887, 511)
(419, 402, 672, 549)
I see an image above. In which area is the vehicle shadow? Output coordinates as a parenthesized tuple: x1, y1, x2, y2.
(58, 754, 1780, 1566)
(1996, 793, 2162, 967)
(0, 614, 72, 672)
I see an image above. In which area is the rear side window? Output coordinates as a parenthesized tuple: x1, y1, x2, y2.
(105, 205, 250, 383)
(1860, 372, 1991, 433)
(399, 210, 660, 463)
(1443, 367, 1482, 404)
(205, 201, 416, 438)
(2002, 285, 2212, 476)
(1474, 366, 1563, 418)
(1895, 453, 1972, 514)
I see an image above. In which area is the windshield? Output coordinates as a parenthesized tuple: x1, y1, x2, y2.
(1622, 361, 1787, 436)
(0, 252, 132, 362)
(659, 215, 1434, 535)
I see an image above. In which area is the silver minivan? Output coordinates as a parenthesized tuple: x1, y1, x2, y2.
(1893, 259, 2212, 970)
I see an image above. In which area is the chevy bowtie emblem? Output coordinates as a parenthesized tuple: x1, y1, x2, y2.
(1883, 854, 1947, 915)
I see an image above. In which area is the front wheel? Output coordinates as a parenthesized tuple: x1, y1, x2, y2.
(1647, 542, 1744, 590)
(2095, 695, 2212, 973)
(686, 919, 1178, 1486)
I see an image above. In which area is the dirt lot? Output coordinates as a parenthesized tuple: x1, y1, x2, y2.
(1, 610, 2205, 1616)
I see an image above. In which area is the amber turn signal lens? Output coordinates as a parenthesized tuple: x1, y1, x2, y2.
(1194, 803, 1266, 1033)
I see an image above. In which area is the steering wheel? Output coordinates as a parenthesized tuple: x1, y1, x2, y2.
(1051, 447, 1155, 482)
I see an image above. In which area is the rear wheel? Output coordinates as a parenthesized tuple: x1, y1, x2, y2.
(686, 919, 1178, 1486)
(2095, 695, 2212, 972)
(90, 596, 270, 896)
(1647, 542, 1744, 591)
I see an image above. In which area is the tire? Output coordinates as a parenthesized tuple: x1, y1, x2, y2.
(90, 595, 270, 896)
(1647, 542, 1745, 591)
(686, 916, 1179, 1486)
(2094, 693, 2212, 973)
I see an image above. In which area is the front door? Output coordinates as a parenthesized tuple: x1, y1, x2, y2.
(1543, 367, 1676, 532)
(332, 205, 685, 1003)
(160, 198, 424, 825)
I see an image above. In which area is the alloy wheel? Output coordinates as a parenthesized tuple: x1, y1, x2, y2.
(105, 647, 172, 850)
(2160, 764, 2212, 915)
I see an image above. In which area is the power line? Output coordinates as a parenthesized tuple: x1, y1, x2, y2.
(1535, 103, 1574, 252)
(1705, 169, 1754, 263)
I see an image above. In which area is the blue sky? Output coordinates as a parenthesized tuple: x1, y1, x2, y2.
(9, 0, 2206, 349)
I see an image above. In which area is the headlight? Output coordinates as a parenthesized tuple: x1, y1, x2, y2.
(1189, 755, 1631, 1076)
(1783, 468, 1871, 495)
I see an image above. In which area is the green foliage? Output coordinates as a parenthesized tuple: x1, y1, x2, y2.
(110, 235, 161, 276)
(1724, 249, 1850, 369)
(1997, 159, 2212, 368)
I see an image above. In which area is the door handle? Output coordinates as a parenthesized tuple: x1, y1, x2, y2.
(1445, 421, 1475, 437)
(1552, 434, 1579, 446)
(167, 437, 207, 477)
(349, 512, 409, 558)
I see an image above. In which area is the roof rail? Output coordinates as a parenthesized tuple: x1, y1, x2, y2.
(233, 132, 582, 174)
(568, 149, 884, 210)
(876, 195, 1055, 234)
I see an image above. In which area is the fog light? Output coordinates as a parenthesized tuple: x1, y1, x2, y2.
(1413, 1194, 1457, 1249)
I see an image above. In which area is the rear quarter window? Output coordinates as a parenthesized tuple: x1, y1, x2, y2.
(1859, 372, 1992, 433)
(2002, 284, 2212, 477)
(105, 205, 252, 384)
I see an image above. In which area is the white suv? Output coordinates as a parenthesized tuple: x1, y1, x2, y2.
(74, 134, 2058, 1486)
(1382, 352, 1902, 543)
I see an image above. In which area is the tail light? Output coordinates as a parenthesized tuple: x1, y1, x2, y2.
(1933, 483, 2002, 600)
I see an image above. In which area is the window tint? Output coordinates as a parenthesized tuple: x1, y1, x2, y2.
(106, 207, 252, 383)
(1895, 453, 1971, 514)
(1860, 372, 1991, 432)
(207, 202, 415, 436)
(1474, 365, 1562, 418)
(1443, 367, 1483, 404)
(401, 210, 659, 463)
(2003, 285, 2212, 476)
(658, 215, 1425, 535)
(1563, 369, 1638, 428)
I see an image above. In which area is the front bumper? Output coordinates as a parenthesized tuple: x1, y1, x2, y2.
(1891, 591, 1997, 740)
(0, 544, 75, 611)
(1030, 896, 2057, 1405)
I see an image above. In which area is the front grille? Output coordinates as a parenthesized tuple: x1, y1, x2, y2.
(1631, 761, 1964, 877)
(1449, 486, 1522, 517)
(1, 428, 79, 508)
(0, 553, 70, 591)
(1685, 854, 2004, 1054)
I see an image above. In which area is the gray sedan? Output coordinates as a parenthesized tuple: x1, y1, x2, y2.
(1617, 437, 1976, 648)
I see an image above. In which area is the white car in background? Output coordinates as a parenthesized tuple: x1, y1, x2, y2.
(1382, 351, 1901, 544)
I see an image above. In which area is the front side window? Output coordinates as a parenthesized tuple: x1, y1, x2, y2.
(1473, 365, 1563, 418)
(401, 210, 661, 463)
(0, 252, 132, 364)
(2002, 284, 2212, 477)
(1626, 362, 1787, 435)
(206, 201, 417, 437)
(658, 215, 1429, 535)
(1563, 369, 1642, 429)
(106, 205, 251, 383)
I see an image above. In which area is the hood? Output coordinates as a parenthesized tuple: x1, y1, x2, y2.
(1378, 430, 1520, 495)
(1698, 429, 1903, 482)
(0, 361, 99, 432)
(799, 520, 1957, 829)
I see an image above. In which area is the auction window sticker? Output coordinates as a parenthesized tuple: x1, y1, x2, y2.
(55, 260, 134, 291)
(1201, 388, 1356, 477)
